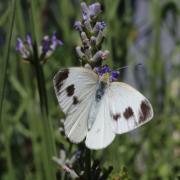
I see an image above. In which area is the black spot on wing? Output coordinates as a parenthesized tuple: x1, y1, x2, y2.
(73, 96, 79, 105)
(139, 100, 151, 123)
(54, 69, 69, 91)
(123, 107, 134, 120)
(113, 113, 121, 121)
(66, 84, 75, 96)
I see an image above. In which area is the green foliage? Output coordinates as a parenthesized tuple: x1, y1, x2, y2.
(0, 0, 180, 179)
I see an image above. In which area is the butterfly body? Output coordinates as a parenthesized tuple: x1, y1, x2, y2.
(95, 81, 107, 102)
(53, 67, 153, 149)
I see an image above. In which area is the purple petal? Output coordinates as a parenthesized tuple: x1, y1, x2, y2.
(26, 33, 33, 48)
(74, 21, 83, 31)
(81, 2, 89, 20)
(110, 71, 120, 81)
(42, 35, 51, 53)
(51, 32, 63, 50)
(16, 38, 23, 52)
(96, 65, 110, 76)
(89, 3, 101, 17)
(95, 21, 106, 31)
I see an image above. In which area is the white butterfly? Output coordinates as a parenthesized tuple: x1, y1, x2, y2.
(53, 66, 153, 150)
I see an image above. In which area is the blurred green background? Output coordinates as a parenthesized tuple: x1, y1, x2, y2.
(0, 0, 180, 179)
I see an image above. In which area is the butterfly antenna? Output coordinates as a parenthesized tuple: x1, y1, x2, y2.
(116, 65, 129, 71)
(116, 63, 143, 71)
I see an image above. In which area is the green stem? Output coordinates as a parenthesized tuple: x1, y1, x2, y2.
(29, 0, 57, 178)
(32, 43, 57, 180)
(85, 147, 91, 180)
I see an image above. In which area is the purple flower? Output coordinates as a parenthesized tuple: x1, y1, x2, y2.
(16, 37, 31, 59)
(16, 38, 23, 52)
(51, 32, 63, 49)
(74, 21, 83, 31)
(26, 33, 33, 49)
(16, 32, 63, 62)
(96, 65, 110, 77)
(110, 71, 120, 81)
(96, 65, 119, 82)
(41, 33, 63, 54)
(95, 21, 106, 31)
(81, 2, 102, 21)
(81, 2, 89, 21)
(42, 35, 51, 54)
(89, 3, 101, 18)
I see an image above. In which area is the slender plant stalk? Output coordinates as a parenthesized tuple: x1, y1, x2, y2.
(85, 147, 91, 180)
(4, 131, 16, 180)
(29, 1, 57, 179)
(0, 0, 16, 124)
(31, 43, 57, 180)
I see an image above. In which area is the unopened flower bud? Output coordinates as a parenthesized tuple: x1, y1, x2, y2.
(84, 20, 92, 32)
(90, 36, 96, 46)
(74, 21, 83, 32)
(89, 3, 102, 18)
(96, 31, 104, 46)
(75, 46, 85, 59)
(93, 21, 106, 34)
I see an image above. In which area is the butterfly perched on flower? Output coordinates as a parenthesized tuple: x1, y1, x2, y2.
(53, 65, 153, 149)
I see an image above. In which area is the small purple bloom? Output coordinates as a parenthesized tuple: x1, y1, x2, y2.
(74, 21, 83, 31)
(41, 33, 63, 54)
(42, 36, 51, 53)
(51, 32, 63, 50)
(96, 65, 110, 76)
(81, 2, 89, 21)
(16, 37, 31, 59)
(16, 32, 63, 61)
(110, 71, 120, 81)
(81, 2, 102, 21)
(96, 65, 119, 82)
(16, 38, 24, 52)
(89, 3, 101, 17)
(26, 33, 33, 49)
(96, 21, 106, 31)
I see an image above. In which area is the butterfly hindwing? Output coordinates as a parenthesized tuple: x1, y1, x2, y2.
(108, 82, 153, 134)
(53, 67, 98, 143)
(85, 92, 115, 149)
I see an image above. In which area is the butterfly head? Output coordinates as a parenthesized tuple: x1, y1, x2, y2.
(95, 65, 119, 83)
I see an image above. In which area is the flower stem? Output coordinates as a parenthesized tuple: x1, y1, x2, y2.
(85, 147, 91, 180)
(32, 42, 57, 180)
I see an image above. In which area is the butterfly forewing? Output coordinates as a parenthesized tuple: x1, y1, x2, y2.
(108, 82, 153, 134)
(53, 67, 98, 143)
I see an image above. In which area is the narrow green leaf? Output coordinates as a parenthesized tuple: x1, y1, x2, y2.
(0, 0, 16, 123)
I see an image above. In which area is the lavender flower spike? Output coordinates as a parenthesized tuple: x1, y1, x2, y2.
(16, 32, 63, 63)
